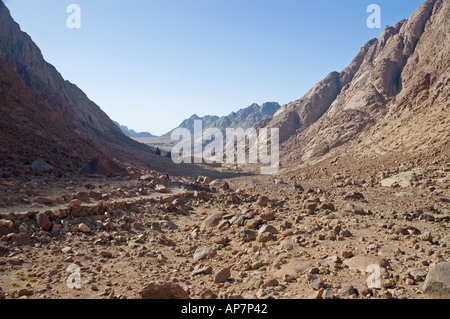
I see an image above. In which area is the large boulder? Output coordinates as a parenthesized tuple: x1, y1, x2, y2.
(140, 282, 190, 299)
(422, 262, 450, 299)
(79, 154, 128, 176)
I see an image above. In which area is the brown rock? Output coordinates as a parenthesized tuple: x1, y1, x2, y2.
(240, 230, 257, 242)
(214, 267, 231, 283)
(260, 211, 275, 221)
(11, 233, 31, 246)
(36, 212, 52, 231)
(201, 212, 227, 229)
(140, 282, 190, 299)
(8, 258, 22, 266)
(256, 196, 270, 207)
(200, 289, 218, 299)
(262, 279, 279, 289)
(193, 247, 217, 262)
(77, 223, 91, 233)
(343, 255, 389, 272)
(0, 225, 9, 236)
(273, 259, 315, 279)
(18, 288, 33, 297)
(0, 219, 13, 230)
(422, 262, 450, 299)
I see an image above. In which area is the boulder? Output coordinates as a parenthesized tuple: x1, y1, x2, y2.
(140, 282, 190, 299)
(422, 262, 450, 299)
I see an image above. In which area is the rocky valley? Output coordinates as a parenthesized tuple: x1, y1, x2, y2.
(0, 0, 448, 300)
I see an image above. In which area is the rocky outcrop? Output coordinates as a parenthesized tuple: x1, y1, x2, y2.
(260, 0, 449, 165)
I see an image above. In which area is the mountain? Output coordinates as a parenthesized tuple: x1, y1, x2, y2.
(259, 0, 449, 168)
(112, 121, 155, 138)
(164, 102, 280, 136)
(0, 1, 176, 174)
(165, 114, 220, 136)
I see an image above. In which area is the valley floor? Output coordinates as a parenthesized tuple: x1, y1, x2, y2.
(0, 159, 449, 299)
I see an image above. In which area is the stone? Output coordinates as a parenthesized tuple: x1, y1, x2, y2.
(69, 199, 82, 207)
(273, 259, 315, 279)
(258, 224, 279, 235)
(340, 284, 357, 296)
(201, 212, 227, 229)
(240, 230, 257, 242)
(100, 251, 113, 258)
(18, 288, 33, 297)
(200, 289, 218, 299)
(8, 257, 22, 266)
(322, 288, 334, 299)
(0, 289, 5, 299)
(212, 236, 228, 246)
(0, 225, 9, 236)
(11, 233, 31, 246)
(193, 247, 217, 262)
(36, 212, 52, 231)
(214, 267, 231, 284)
(31, 158, 53, 173)
(422, 262, 450, 299)
(78, 223, 91, 233)
(256, 196, 270, 207)
(62, 247, 73, 254)
(345, 204, 367, 215)
(343, 192, 365, 200)
(245, 218, 263, 230)
(76, 192, 90, 202)
(0, 219, 13, 230)
(311, 278, 325, 290)
(320, 202, 336, 211)
(197, 176, 212, 186)
(155, 185, 170, 193)
(418, 232, 433, 242)
(260, 211, 275, 221)
(256, 232, 273, 243)
(262, 279, 279, 289)
(140, 282, 190, 299)
(192, 265, 213, 276)
(279, 239, 296, 251)
(303, 200, 318, 212)
(35, 197, 54, 205)
(343, 255, 389, 272)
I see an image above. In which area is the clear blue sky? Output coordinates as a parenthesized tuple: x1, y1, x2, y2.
(5, 0, 425, 135)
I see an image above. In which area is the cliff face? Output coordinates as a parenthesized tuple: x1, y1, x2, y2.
(260, 0, 449, 165)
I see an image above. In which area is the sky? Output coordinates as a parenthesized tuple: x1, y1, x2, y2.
(5, 0, 425, 136)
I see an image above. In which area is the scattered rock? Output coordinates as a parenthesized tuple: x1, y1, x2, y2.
(256, 196, 270, 207)
(193, 247, 217, 262)
(214, 267, 231, 284)
(273, 259, 315, 279)
(240, 230, 257, 242)
(18, 288, 33, 297)
(11, 233, 31, 246)
(36, 212, 52, 231)
(343, 255, 389, 272)
(260, 211, 275, 221)
(31, 158, 53, 173)
(77, 223, 91, 233)
(345, 204, 367, 215)
(201, 212, 227, 229)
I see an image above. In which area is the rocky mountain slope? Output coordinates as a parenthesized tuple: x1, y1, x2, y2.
(112, 121, 155, 138)
(259, 0, 449, 169)
(0, 1, 180, 175)
(164, 102, 280, 136)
